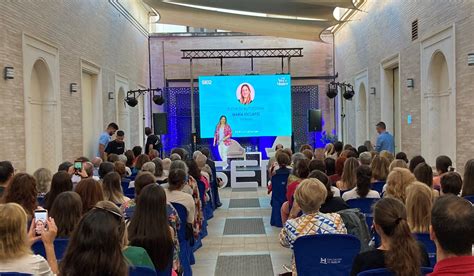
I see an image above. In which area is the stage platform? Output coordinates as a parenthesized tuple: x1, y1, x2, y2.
(216, 158, 269, 189)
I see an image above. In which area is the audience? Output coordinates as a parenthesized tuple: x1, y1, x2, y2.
(43, 171, 73, 210)
(395, 152, 409, 163)
(405, 182, 432, 233)
(330, 156, 346, 184)
(33, 168, 52, 197)
(308, 159, 326, 173)
(334, 141, 344, 157)
(0, 202, 59, 275)
(302, 149, 314, 160)
(286, 158, 310, 207)
(359, 151, 372, 166)
(342, 165, 380, 201)
(1, 173, 37, 218)
(429, 195, 474, 275)
(152, 158, 168, 184)
(409, 155, 426, 173)
(171, 148, 187, 160)
(135, 154, 151, 172)
(310, 170, 348, 213)
(351, 197, 429, 275)
(280, 178, 347, 274)
(414, 162, 440, 197)
(370, 156, 390, 182)
(49, 191, 82, 238)
(102, 172, 130, 205)
(324, 157, 336, 178)
(132, 146, 143, 160)
(433, 155, 454, 190)
(57, 161, 72, 173)
(165, 168, 196, 225)
(124, 150, 135, 168)
(336, 157, 359, 192)
(461, 159, 474, 197)
(440, 172, 462, 196)
(141, 161, 156, 175)
(98, 161, 115, 180)
(389, 159, 408, 171)
(379, 150, 394, 164)
(75, 178, 104, 214)
(324, 143, 335, 158)
(384, 168, 416, 202)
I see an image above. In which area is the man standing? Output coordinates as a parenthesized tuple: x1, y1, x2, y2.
(429, 195, 474, 275)
(375, 122, 395, 153)
(105, 130, 126, 156)
(97, 122, 118, 159)
(144, 127, 161, 155)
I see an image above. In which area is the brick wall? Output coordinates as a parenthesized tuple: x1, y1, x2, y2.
(0, 0, 149, 171)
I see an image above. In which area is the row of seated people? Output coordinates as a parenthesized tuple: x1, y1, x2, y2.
(268, 143, 474, 276)
(0, 146, 220, 276)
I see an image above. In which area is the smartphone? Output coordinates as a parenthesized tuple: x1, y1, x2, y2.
(34, 209, 48, 236)
(74, 161, 83, 172)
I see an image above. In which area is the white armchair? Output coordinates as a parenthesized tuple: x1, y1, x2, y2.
(265, 136, 292, 158)
(227, 139, 246, 160)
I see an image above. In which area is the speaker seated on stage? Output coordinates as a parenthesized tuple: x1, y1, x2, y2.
(226, 139, 246, 163)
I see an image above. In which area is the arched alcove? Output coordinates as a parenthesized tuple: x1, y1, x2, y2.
(117, 87, 131, 149)
(356, 82, 368, 145)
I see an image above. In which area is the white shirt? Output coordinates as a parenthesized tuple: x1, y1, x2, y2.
(331, 186, 341, 197)
(0, 254, 54, 276)
(342, 187, 381, 201)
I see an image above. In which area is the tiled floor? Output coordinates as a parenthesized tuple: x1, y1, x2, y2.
(193, 187, 292, 276)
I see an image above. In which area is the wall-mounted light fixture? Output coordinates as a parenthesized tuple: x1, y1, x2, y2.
(468, 53, 474, 66)
(370, 87, 376, 95)
(406, 78, 414, 88)
(108, 92, 115, 100)
(70, 83, 78, 93)
(326, 81, 354, 100)
(4, 66, 14, 80)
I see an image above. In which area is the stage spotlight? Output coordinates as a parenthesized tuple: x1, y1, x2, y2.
(343, 84, 355, 100)
(326, 82, 338, 99)
(125, 96, 138, 107)
(152, 88, 165, 105)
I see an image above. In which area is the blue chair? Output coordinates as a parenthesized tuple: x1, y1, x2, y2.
(129, 266, 158, 276)
(170, 202, 193, 276)
(463, 195, 474, 204)
(346, 198, 380, 230)
(294, 234, 361, 276)
(371, 181, 386, 194)
(121, 178, 131, 192)
(0, 273, 32, 276)
(270, 168, 290, 227)
(357, 267, 433, 275)
(37, 196, 46, 207)
(32, 238, 69, 261)
(415, 233, 437, 267)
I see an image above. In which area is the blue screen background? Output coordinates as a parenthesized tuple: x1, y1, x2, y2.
(198, 74, 292, 138)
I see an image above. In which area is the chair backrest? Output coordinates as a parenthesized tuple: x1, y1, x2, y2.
(270, 169, 290, 202)
(37, 196, 45, 207)
(31, 238, 69, 261)
(129, 266, 158, 276)
(356, 267, 433, 276)
(170, 202, 188, 241)
(346, 198, 380, 214)
(463, 195, 474, 204)
(294, 234, 361, 276)
(0, 273, 32, 276)
(371, 181, 386, 194)
(415, 233, 437, 267)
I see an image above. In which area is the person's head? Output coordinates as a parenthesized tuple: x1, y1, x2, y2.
(134, 172, 156, 196)
(135, 154, 151, 171)
(276, 150, 291, 168)
(333, 141, 343, 155)
(373, 197, 422, 275)
(114, 161, 127, 178)
(299, 144, 313, 153)
(170, 153, 181, 161)
(44, 171, 73, 210)
(0, 161, 14, 186)
(219, 115, 227, 126)
(294, 178, 327, 214)
(92, 157, 103, 169)
(335, 156, 347, 176)
(395, 152, 409, 163)
(83, 162, 94, 178)
(340, 149, 357, 159)
(275, 144, 284, 151)
(115, 130, 125, 142)
(440, 172, 462, 196)
(49, 191, 82, 238)
(343, 144, 353, 151)
(145, 127, 153, 136)
(0, 203, 30, 259)
(341, 157, 359, 189)
(385, 168, 416, 203)
(141, 162, 156, 175)
(436, 155, 454, 175)
(282, 148, 293, 158)
(200, 148, 211, 159)
(60, 202, 128, 276)
(107, 153, 119, 163)
(308, 170, 333, 202)
(75, 178, 104, 214)
(58, 161, 73, 173)
(294, 158, 310, 179)
(195, 153, 207, 169)
(102, 172, 125, 204)
(98, 161, 115, 179)
(462, 159, 474, 197)
(324, 143, 334, 155)
(128, 184, 173, 270)
(33, 168, 52, 195)
(149, 149, 159, 160)
(168, 169, 187, 191)
(389, 159, 408, 172)
(359, 151, 372, 166)
(356, 165, 372, 198)
(364, 140, 374, 152)
(132, 146, 142, 158)
(324, 158, 336, 176)
(124, 150, 135, 168)
(314, 148, 325, 160)
(371, 155, 390, 181)
(409, 155, 425, 173)
(406, 182, 432, 233)
(357, 145, 368, 155)
(376, 121, 386, 134)
(291, 152, 306, 168)
(170, 148, 188, 160)
(106, 122, 119, 136)
(309, 159, 326, 174)
(413, 162, 433, 188)
(2, 173, 37, 217)
(380, 150, 394, 164)
(302, 149, 314, 160)
(430, 195, 474, 257)
(152, 158, 164, 178)
(185, 159, 201, 181)
(170, 160, 189, 174)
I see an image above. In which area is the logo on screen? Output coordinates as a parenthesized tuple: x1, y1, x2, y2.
(277, 77, 289, 86)
(201, 80, 212, 85)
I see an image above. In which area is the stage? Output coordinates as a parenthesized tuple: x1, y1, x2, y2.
(216, 157, 269, 189)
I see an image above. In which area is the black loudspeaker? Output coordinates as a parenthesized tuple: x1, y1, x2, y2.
(152, 113, 168, 135)
(308, 109, 322, 132)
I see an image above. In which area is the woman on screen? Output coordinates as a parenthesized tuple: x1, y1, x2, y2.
(238, 84, 253, 105)
(213, 115, 232, 169)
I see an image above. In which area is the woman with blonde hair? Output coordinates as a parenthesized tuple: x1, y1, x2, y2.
(336, 157, 359, 192)
(371, 156, 390, 182)
(0, 202, 58, 275)
(389, 159, 408, 172)
(384, 168, 416, 203)
(405, 182, 432, 233)
(33, 168, 53, 197)
(380, 150, 394, 164)
(324, 143, 335, 158)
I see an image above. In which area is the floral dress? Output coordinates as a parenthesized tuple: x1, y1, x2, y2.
(182, 176, 203, 238)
